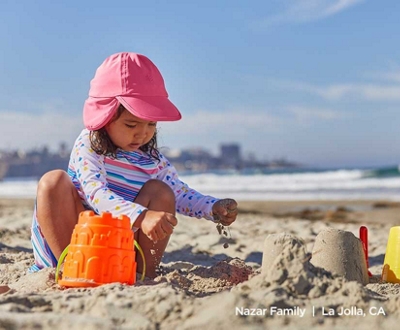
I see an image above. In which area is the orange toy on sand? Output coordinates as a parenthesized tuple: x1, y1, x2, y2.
(57, 211, 137, 287)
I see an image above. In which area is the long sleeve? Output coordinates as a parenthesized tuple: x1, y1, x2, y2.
(68, 130, 147, 227)
(155, 153, 219, 221)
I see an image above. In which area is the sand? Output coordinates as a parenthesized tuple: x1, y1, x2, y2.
(1, 198, 400, 329)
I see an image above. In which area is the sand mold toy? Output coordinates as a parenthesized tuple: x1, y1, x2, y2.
(381, 226, 400, 283)
(57, 211, 144, 287)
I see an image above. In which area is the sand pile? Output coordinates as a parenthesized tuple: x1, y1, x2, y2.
(178, 231, 396, 329)
(162, 257, 253, 296)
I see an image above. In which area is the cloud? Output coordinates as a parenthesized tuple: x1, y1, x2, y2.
(270, 79, 400, 101)
(158, 110, 281, 137)
(157, 106, 348, 149)
(0, 111, 83, 151)
(0, 106, 353, 153)
(0, 108, 282, 152)
(288, 105, 348, 121)
(368, 70, 400, 83)
(258, 0, 365, 26)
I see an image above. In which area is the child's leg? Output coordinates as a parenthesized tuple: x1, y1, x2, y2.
(36, 170, 85, 259)
(134, 179, 176, 279)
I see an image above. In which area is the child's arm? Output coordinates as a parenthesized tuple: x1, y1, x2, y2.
(156, 153, 237, 224)
(70, 131, 147, 227)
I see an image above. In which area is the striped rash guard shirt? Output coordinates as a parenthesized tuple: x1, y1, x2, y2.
(67, 129, 218, 227)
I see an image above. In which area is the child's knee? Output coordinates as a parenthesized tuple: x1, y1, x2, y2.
(142, 179, 175, 203)
(37, 170, 69, 193)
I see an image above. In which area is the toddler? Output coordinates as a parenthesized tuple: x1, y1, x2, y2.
(31, 52, 238, 278)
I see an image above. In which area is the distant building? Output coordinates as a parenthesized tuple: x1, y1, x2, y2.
(162, 147, 219, 172)
(220, 143, 241, 169)
(0, 144, 70, 180)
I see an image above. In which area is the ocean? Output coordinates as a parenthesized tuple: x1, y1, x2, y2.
(1, 165, 399, 201)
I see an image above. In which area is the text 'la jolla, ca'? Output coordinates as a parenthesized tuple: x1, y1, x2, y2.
(313, 306, 386, 317)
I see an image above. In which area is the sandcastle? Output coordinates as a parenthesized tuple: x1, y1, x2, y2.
(310, 228, 369, 285)
(262, 228, 369, 285)
(261, 233, 306, 274)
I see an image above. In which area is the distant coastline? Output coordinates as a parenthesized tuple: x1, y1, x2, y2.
(0, 143, 300, 181)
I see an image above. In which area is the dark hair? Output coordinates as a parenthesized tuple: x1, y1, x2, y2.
(89, 105, 160, 161)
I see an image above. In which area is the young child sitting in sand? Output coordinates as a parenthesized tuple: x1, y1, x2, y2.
(30, 52, 238, 278)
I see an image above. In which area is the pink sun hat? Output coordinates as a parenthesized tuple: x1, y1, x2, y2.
(83, 52, 182, 130)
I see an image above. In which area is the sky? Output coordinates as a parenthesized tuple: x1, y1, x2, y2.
(0, 0, 399, 168)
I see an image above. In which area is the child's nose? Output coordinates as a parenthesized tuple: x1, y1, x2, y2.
(134, 126, 149, 138)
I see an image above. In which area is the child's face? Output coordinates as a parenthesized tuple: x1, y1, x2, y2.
(105, 109, 157, 152)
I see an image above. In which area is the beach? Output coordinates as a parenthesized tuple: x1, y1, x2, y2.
(1, 197, 400, 329)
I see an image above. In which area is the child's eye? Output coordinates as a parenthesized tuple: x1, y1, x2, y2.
(125, 124, 136, 128)
(149, 122, 157, 127)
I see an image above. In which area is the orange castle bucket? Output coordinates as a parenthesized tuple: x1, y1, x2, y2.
(57, 211, 137, 287)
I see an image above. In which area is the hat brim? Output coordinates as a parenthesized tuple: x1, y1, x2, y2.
(116, 95, 181, 122)
(83, 95, 182, 130)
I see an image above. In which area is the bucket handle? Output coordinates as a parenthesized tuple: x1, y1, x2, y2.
(55, 245, 69, 283)
(134, 240, 146, 280)
(55, 240, 146, 283)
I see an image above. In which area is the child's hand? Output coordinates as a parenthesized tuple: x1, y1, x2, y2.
(139, 210, 177, 241)
(212, 198, 238, 226)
